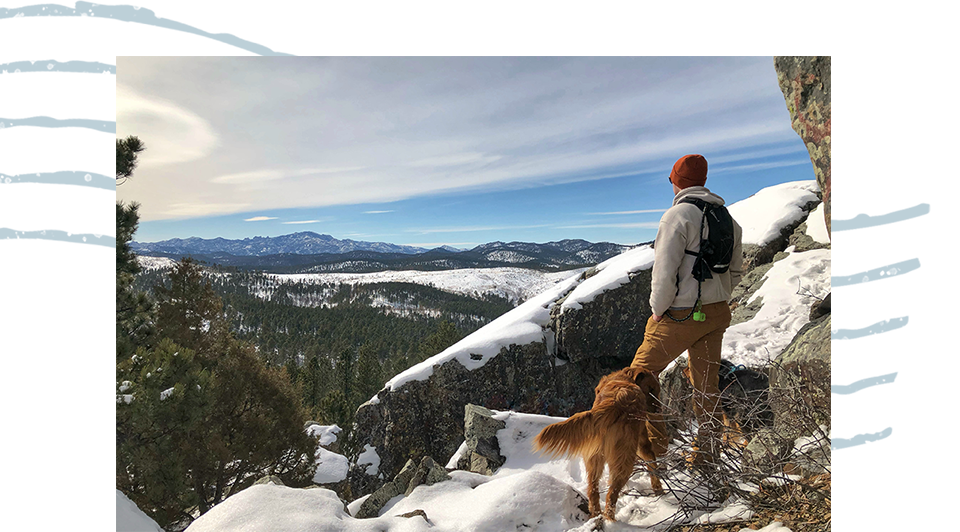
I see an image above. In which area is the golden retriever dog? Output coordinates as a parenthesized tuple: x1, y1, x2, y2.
(533, 367, 663, 521)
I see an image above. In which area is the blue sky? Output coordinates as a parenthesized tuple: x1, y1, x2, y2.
(116, 57, 815, 248)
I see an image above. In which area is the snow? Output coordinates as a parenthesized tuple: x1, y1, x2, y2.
(727, 180, 821, 245)
(384, 272, 583, 391)
(136, 255, 178, 270)
(313, 446, 349, 484)
(159, 387, 175, 401)
(805, 202, 830, 244)
(273, 267, 587, 306)
(116, 490, 163, 532)
(357, 444, 381, 476)
(185, 410, 790, 532)
(384, 470, 588, 530)
(560, 246, 655, 312)
(722, 247, 831, 367)
(306, 423, 341, 446)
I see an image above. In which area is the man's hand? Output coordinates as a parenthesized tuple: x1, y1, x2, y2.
(652, 314, 663, 322)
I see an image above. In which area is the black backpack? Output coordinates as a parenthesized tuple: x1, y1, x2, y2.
(680, 198, 735, 282)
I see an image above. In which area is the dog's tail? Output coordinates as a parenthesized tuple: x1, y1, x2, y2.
(533, 410, 603, 459)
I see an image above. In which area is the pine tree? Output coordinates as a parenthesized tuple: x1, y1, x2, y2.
(116, 339, 211, 527)
(116, 136, 156, 362)
(354, 342, 384, 406)
(154, 258, 232, 362)
(116, 135, 145, 183)
(418, 320, 463, 361)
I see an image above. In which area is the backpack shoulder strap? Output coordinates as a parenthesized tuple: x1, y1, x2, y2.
(678, 197, 709, 256)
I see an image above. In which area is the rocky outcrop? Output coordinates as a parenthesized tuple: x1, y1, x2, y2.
(349, 341, 603, 495)
(553, 268, 654, 367)
(729, 259, 777, 327)
(456, 404, 507, 475)
(788, 221, 831, 254)
(741, 313, 831, 474)
(775, 56, 831, 238)
(770, 314, 831, 434)
(741, 198, 822, 271)
(355, 456, 450, 519)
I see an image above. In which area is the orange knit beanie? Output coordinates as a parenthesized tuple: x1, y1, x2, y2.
(670, 154, 708, 189)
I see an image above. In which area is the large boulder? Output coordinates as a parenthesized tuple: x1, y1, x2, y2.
(456, 404, 507, 475)
(740, 197, 822, 271)
(744, 314, 831, 474)
(354, 456, 451, 519)
(775, 56, 831, 238)
(348, 341, 600, 496)
(552, 267, 653, 367)
(770, 314, 831, 435)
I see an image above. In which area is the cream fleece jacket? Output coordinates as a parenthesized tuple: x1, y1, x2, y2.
(649, 186, 744, 317)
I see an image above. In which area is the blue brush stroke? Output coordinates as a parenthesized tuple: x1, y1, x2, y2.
(833, 204, 930, 231)
(832, 317, 908, 340)
(0, 117, 114, 133)
(832, 258, 920, 287)
(1, 172, 114, 190)
(0, 2, 292, 56)
(832, 428, 892, 449)
(832, 373, 897, 395)
(0, 60, 115, 74)
(0, 228, 115, 248)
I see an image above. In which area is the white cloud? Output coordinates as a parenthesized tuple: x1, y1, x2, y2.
(212, 169, 285, 184)
(407, 152, 502, 167)
(244, 216, 278, 222)
(364, 210, 394, 214)
(116, 83, 218, 166)
(407, 224, 551, 234)
(282, 220, 323, 225)
(589, 209, 669, 215)
(162, 203, 251, 218)
(559, 222, 661, 229)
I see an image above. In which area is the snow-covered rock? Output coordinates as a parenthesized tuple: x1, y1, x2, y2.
(116, 490, 163, 532)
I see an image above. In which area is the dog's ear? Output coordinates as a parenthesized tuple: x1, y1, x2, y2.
(633, 370, 661, 412)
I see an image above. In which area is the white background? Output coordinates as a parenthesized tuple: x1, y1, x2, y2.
(0, 1, 953, 529)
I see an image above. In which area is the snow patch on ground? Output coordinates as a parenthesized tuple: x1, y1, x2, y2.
(723, 248, 830, 367)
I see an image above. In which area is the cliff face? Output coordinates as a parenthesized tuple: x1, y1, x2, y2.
(775, 56, 832, 237)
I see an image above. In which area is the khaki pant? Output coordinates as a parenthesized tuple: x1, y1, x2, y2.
(630, 301, 732, 456)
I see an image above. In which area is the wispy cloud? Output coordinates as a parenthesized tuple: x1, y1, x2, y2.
(711, 158, 811, 174)
(212, 169, 286, 185)
(118, 57, 800, 223)
(364, 210, 394, 214)
(116, 83, 218, 166)
(244, 216, 278, 222)
(282, 220, 323, 225)
(407, 224, 552, 234)
(407, 152, 502, 168)
(162, 203, 251, 218)
(588, 208, 669, 215)
(559, 222, 661, 229)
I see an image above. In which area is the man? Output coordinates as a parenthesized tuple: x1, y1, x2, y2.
(631, 154, 743, 459)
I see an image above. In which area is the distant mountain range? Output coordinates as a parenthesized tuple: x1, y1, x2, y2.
(130, 232, 432, 256)
(131, 232, 640, 273)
